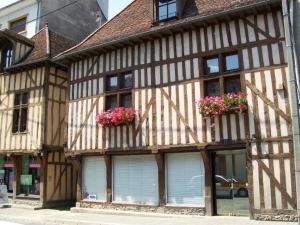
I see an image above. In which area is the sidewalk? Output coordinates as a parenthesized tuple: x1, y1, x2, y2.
(0, 207, 297, 225)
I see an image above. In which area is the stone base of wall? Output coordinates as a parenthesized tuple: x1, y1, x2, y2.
(253, 209, 298, 222)
(11, 198, 43, 209)
(78, 201, 206, 216)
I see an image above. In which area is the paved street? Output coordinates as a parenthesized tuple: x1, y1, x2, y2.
(0, 207, 297, 225)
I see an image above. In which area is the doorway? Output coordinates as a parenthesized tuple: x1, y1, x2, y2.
(213, 150, 249, 216)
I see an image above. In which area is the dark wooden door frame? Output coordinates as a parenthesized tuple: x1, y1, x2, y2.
(210, 148, 248, 216)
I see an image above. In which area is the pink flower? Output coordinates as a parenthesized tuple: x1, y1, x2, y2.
(196, 92, 248, 118)
(96, 107, 138, 127)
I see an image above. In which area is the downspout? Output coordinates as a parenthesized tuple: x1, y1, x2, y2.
(282, 0, 300, 222)
(35, 0, 41, 33)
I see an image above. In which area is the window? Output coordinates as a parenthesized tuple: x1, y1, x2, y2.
(113, 155, 158, 205)
(157, 0, 177, 21)
(205, 79, 220, 96)
(204, 52, 241, 96)
(9, 17, 27, 33)
(0, 46, 13, 71)
(225, 76, 241, 94)
(20, 155, 40, 196)
(105, 72, 133, 110)
(0, 156, 14, 193)
(166, 153, 205, 206)
(224, 53, 239, 72)
(82, 157, 106, 201)
(205, 57, 219, 74)
(12, 92, 29, 133)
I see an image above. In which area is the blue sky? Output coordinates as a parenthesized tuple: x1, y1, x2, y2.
(0, 0, 134, 19)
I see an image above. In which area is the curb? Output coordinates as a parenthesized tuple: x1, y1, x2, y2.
(70, 207, 207, 219)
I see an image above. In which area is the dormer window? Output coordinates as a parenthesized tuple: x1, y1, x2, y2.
(3, 48, 13, 67)
(0, 46, 13, 72)
(157, 0, 177, 21)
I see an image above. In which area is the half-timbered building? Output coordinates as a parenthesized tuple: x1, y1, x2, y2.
(56, 0, 298, 221)
(0, 26, 76, 208)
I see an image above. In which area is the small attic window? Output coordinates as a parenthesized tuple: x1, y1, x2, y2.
(157, 0, 177, 21)
(0, 47, 13, 71)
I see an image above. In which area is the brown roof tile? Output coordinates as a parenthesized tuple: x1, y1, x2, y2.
(58, 0, 269, 57)
(23, 25, 77, 64)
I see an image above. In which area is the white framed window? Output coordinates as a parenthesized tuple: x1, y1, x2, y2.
(82, 156, 106, 202)
(166, 152, 205, 206)
(112, 155, 158, 205)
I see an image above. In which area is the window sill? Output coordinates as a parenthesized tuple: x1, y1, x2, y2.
(152, 16, 178, 26)
(12, 132, 28, 136)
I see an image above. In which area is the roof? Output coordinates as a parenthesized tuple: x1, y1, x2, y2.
(7, 24, 77, 69)
(0, 29, 34, 46)
(22, 25, 77, 64)
(56, 0, 279, 59)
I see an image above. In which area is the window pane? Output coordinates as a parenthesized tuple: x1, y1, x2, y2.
(106, 95, 118, 110)
(20, 155, 41, 195)
(205, 80, 220, 96)
(205, 57, 219, 74)
(120, 94, 132, 108)
(12, 109, 20, 133)
(3, 48, 13, 67)
(20, 108, 28, 132)
(14, 94, 21, 106)
(21, 93, 29, 105)
(10, 17, 26, 33)
(158, 5, 168, 20)
(168, 2, 177, 18)
(106, 76, 118, 91)
(225, 54, 239, 71)
(225, 77, 241, 93)
(121, 73, 133, 89)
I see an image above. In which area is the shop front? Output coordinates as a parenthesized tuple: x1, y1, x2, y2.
(19, 155, 41, 197)
(79, 152, 206, 214)
(0, 156, 14, 195)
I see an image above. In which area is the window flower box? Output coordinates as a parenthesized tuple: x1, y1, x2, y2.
(96, 107, 137, 127)
(196, 92, 247, 118)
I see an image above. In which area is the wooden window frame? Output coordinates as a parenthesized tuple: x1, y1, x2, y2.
(155, 0, 177, 22)
(104, 72, 133, 110)
(12, 92, 29, 134)
(9, 15, 27, 34)
(203, 51, 241, 97)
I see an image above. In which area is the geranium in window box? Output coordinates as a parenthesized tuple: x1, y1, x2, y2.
(96, 107, 137, 127)
(196, 96, 227, 118)
(196, 92, 247, 118)
(223, 92, 248, 114)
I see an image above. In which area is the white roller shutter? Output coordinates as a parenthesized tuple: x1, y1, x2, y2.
(113, 155, 158, 205)
(166, 152, 205, 206)
(82, 156, 106, 201)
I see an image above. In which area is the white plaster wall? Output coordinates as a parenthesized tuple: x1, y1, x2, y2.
(0, 2, 38, 38)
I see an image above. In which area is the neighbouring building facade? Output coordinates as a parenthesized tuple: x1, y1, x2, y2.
(0, 0, 108, 41)
(0, 27, 76, 208)
(56, 0, 299, 221)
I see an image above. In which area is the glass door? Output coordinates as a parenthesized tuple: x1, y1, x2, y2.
(213, 150, 249, 216)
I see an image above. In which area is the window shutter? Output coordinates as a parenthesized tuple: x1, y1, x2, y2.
(82, 157, 106, 201)
(113, 155, 158, 205)
(166, 152, 205, 206)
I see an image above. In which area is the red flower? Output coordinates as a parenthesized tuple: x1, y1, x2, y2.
(96, 107, 138, 127)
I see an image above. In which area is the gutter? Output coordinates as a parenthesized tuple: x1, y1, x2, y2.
(55, 0, 281, 61)
(282, 0, 300, 222)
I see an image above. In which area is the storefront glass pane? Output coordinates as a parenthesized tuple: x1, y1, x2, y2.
(20, 156, 40, 196)
(214, 150, 249, 216)
(0, 156, 14, 193)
